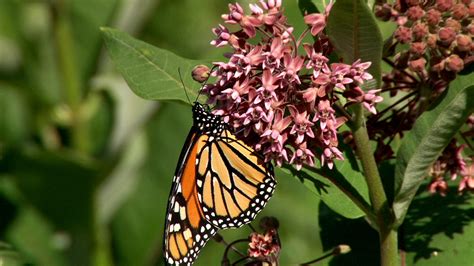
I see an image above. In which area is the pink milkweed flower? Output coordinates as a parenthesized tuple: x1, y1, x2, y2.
(459, 160, 474, 193)
(255, 69, 280, 109)
(301, 85, 327, 111)
(261, 110, 292, 151)
(289, 106, 315, 144)
(429, 178, 448, 196)
(262, 37, 290, 71)
(322, 146, 344, 169)
(362, 89, 384, 114)
(222, 3, 245, 24)
(221, 77, 253, 104)
(314, 99, 336, 130)
(350, 59, 373, 84)
(248, 231, 280, 258)
(259, 0, 282, 10)
(290, 143, 315, 170)
(304, 13, 326, 36)
(211, 24, 231, 47)
(278, 54, 305, 84)
(231, 45, 265, 77)
(303, 44, 330, 78)
(304, 0, 334, 36)
(239, 105, 271, 136)
(329, 63, 353, 90)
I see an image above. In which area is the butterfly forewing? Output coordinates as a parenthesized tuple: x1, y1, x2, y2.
(164, 132, 218, 266)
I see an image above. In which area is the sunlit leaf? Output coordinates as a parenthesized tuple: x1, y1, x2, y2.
(102, 28, 202, 103)
(284, 149, 371, 219)
(326, 0, 383, 85)
(393, 73, 474, 226)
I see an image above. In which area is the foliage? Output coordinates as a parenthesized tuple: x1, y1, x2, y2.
(0, 0, 472, 266)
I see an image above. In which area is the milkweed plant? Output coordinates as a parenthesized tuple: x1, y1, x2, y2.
(101, 0, 473, 265)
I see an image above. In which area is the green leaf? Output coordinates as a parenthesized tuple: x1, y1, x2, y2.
(0, 86, 31, 148)
(82, 89, 115, 156)
(6, 208, 68, 266)
(111, 102, 192, 265)
(297, 0, 321, 15)
(326, 0, 383, 85)
(285, 151, 371, 219)
(101, 27, 202, 103)
(0, 243, 24, 266)
(70, 0, 118, 82)
(403, 189, 474, 265)
(393, 73, 474, 226)
(7, 150, 99, 266)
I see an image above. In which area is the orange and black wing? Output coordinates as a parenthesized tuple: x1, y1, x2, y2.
(195, 130, 276, 229)
(163, 130, 218, 266)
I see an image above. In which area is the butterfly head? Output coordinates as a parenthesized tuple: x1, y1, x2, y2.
(192, 102, 226, 135)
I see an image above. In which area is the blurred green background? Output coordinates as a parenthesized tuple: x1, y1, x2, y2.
(0, 0, 472, 265)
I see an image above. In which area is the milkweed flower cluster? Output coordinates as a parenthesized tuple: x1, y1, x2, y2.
(201, 0, 381, 170)
(248, 229, 280, 259)
(375, 0, 473, 93)
(372, 0, 473, 195)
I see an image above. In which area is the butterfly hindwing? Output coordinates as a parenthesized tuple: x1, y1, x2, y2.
(196, 130, 276, 229)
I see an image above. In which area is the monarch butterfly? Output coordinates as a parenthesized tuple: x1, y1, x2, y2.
(163, 102, 276, 265)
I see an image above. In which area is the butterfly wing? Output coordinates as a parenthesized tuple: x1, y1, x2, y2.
(163, 130, 218, 266)
(196, 130, 276, 229)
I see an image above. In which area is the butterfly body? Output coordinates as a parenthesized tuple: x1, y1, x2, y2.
(163, 102, 276, 265)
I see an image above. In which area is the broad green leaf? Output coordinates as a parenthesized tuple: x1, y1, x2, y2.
(111, 102, 192, 265)
(7, 150, 99, 266)
(0, 243, 24, 266)
(81, 89, 115, 156)
(102, 27, 202, 103)
(0, 86, 31, 148)
(6, 208, 68, 266)
(297, 0, 321, 15)
(393, 73, 474, 226)
(326, 0, 383, 85)
(403, 189, 474, 265)
(70, 0, 118, 82)
(284, 149, 371, 219)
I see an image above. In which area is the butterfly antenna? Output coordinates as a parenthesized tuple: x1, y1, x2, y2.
(178, 68, 192, 105)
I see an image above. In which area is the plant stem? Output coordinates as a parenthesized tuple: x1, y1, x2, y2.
(349, 104, 398, 266)
(51, 0, 88, 153)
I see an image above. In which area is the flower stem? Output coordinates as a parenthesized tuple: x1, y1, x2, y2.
(51, 0, 88, 153)
(349, 104, 398, 266)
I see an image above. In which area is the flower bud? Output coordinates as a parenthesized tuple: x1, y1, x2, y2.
(406, 0, 420, 6)
(394, 52, 410, 68)
(456, 34, 472, 52)
(426, 9, 442, 26)
(333, 245, 352, 255)
(436, 0, 453, 12)
(468, 23, 474, 35)
(394, 26, 412, 44)
(374, 4, 393, 21)
(431, 58, 445, 72)
(451, 3, 468, 20)
(409, 57, 427, 72)
(412, 23, 428, 40)
(445, 18, 462, 32)
(438, 27, 456, 46)
(410, 42, 427, 56)
(445, 54, 464, 72)
(407, 6, 425, 21)
(427, 34, 438, 48)
(191, 65, 210, 83)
